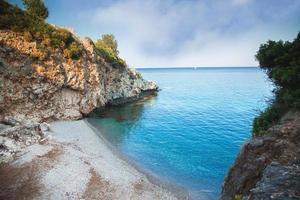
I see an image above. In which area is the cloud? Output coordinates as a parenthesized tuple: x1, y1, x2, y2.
(77, 0, 300, 67)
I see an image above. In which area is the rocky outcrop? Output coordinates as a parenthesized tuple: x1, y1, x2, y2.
(221, 112, 300, 200)
(0, 119, 48, 163)
(0, 31, 157, 123)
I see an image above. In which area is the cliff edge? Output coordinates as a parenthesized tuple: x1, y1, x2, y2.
(0, 30, 157, 122)
(221, 112, 300, 200)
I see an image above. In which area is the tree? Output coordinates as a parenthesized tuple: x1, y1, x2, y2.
(255, 32, 300, 105)
(95, 34, 119, 55)
(22, 0, 48, 19)
(252, 31, 300, 136)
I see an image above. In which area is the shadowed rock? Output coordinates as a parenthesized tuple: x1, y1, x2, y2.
(221, 112, 300, 200)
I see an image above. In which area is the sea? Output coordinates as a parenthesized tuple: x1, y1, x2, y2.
(87, 67, 274, 199)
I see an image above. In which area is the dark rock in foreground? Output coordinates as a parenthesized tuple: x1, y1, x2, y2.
(221, 112, 300, 200)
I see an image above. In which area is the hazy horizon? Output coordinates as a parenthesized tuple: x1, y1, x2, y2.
(135, 66, 259, 69)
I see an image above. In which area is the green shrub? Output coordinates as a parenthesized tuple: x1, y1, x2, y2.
(234, 194, 243, 200)
(252, 103, 286, 136)
(23, 0, 48, 19)
(94, 34, 126, 67)
(95, 45, 126, 68)
(253, 32, 300, 136)
(64, 42, 83, 60)
(0, 0, 83, 60)
(96, 34, 119, 55)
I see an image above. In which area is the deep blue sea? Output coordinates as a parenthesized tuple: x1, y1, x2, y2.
(87, 67, 273, 199)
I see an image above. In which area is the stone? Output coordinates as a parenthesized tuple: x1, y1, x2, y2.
(40, 122, 50, 132)
(249, 162, 300, 200)
(0, 123, 11, 132)
(249, 138, 264, 148)
(2, 117, 21, 126)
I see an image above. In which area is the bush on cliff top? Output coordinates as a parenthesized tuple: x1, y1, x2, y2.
(253, 32, 300, 136)
(0, 0, 83, 60)
(96, 34, 119, 55)
(95, 34, 126, 68)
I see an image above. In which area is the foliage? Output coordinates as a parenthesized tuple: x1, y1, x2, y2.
(23, 0, 48, 19)
(96, 34, 119, 55)
(63, 42, 83, 60)
(252, 102, 286, 137)
(234, 194, 243, 200)
(253, 32, 300, 136)
(0, 0, 83, 60)
(95, 47, 126, 68)
(95, 34, 126, 68)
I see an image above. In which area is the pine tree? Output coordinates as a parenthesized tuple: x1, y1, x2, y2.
(22, 0, 48, 19)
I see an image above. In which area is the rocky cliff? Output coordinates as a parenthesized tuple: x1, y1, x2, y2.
(0, 0, 159, 164)
(0, 30, 157, 123)
(221, 112, 300, 200)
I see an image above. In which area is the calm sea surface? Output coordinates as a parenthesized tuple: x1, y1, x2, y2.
(87, 67, 273, 199)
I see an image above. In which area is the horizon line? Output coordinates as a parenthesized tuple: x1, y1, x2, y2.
(134, 66, 259, 69)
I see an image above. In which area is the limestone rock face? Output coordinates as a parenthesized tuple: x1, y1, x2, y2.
(220, 112, 300, 200)
(0, 31, 158, 122)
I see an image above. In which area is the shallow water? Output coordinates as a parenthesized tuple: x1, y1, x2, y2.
(87, 67, 273, 199)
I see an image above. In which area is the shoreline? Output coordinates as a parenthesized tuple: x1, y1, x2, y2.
(85, 119, 215, 200)
(84, 119, 190, 199)
(1, 119, 188, 200)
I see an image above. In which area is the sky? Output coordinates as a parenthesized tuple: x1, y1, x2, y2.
(9, 0, 300, 68)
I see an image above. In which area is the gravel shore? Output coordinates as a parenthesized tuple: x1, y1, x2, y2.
(0, 120, 187, 200)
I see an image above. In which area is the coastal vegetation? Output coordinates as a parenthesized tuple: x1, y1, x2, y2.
(96, 34, 119, 55)
(0, 0, 127, 66)
(0, 0, 83, 60)
(253, 32, 300, 136)
(95, 34, 126, 68)
(23, 0, 48, 19)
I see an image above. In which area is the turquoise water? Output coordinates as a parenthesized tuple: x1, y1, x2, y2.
(87, 67, 273, 199)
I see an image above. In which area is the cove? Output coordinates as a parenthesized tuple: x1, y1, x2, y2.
(87, 67, 273, 199)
